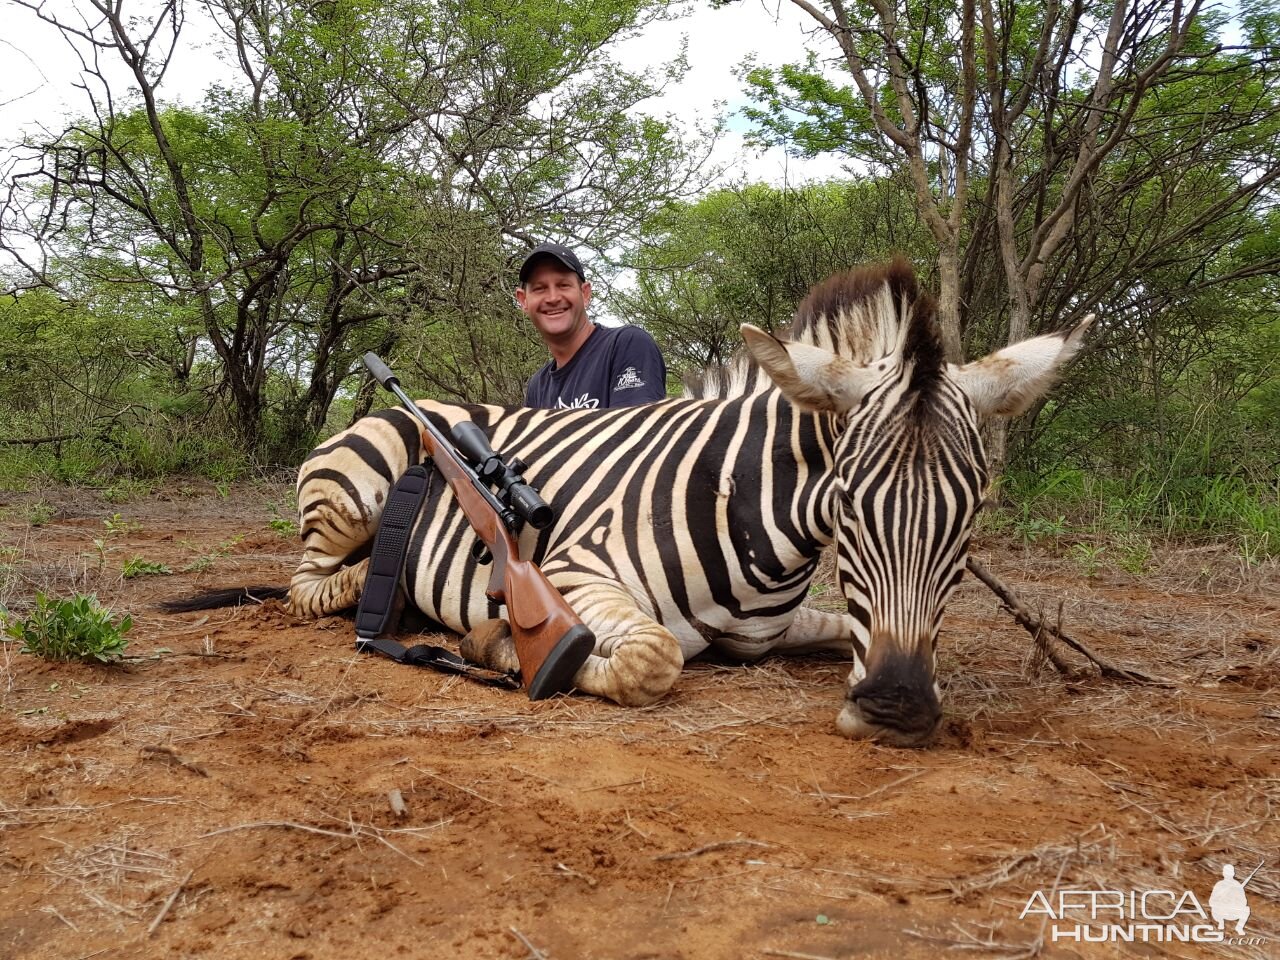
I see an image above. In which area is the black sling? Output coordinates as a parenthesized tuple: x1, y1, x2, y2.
(354, 461, 518, 690)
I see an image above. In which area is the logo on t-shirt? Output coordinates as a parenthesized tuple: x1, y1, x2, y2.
(615, 366, 646, 391)
(555, 393, 600, 410)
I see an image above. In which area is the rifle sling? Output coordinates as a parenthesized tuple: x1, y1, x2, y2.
(354, 462, 432, 642)
(356, 636, 520, 690)
(353, 461, 519, 691)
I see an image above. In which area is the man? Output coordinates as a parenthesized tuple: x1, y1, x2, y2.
(516, 242, 667, 410)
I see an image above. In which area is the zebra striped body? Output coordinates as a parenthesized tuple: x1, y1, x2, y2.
(294, 393, 851, 706)
(293, 261, 1092, 742)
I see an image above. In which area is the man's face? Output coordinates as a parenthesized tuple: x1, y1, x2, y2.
(516, 261, 592, 343)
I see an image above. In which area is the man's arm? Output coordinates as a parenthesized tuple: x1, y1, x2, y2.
(606, 327, 667, 407)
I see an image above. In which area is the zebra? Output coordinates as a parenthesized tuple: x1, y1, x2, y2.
(285, 260, 1091, 746)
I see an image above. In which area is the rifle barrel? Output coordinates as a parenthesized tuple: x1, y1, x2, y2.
(364, 353, 513, 525)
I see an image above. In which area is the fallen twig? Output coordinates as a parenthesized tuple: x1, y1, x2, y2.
(1027, 603, 1076, 678)
(966, 556, 1166, 685)
(407, 765, 501, 806)
(554, 862, 598, 887)
(146, 869, 193, 937)
(850, 769, 926, 801)
(654, 838, 772, 862)
(40, 905, 78, 932)
(192, 818, 448, 866)
(509, 925, 549, 959)
(903, 927, 1041, 956)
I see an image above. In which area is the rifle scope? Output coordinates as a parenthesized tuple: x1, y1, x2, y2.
(451, 421, 554, 530)
(362, 352, 554, 532)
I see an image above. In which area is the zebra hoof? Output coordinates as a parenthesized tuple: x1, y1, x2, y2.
(460, 618, 519, 674)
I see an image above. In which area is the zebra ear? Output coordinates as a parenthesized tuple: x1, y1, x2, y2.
(741, 324, 880, 413)
(950, 314, 1095, 418)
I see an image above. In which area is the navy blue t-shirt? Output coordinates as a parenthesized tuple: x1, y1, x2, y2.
(525, 324, 667, 410)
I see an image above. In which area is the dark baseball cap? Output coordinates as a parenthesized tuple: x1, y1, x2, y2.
(519, 242, 585, 285)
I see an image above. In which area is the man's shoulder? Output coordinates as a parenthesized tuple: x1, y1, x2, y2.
(607, 324, 659, 347)
(526, 358, 554, 386)
(601, 324, 662, 363)
(602, 325, 665, 401)
(524, 358, 556, 406)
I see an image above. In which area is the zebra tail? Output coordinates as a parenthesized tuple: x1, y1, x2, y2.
(158, 586, 289, 613)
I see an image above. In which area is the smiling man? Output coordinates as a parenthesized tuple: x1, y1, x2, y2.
(516, 242, 667, 410)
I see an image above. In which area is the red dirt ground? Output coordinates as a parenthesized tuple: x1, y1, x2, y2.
(1, 481, 1276, 960)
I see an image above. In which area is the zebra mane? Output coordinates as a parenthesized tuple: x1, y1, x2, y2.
(683, 258, 945, 402)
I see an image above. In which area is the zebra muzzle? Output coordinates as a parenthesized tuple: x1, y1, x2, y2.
(839, 653, 942, 744)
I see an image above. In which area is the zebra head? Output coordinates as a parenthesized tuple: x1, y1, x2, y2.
(741, 262, 1093, 746)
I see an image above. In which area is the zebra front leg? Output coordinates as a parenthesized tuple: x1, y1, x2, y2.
(462, 579, 684, 707)
(712, 606, 853, 660)
(288, 481, 380, 618)
(289, 554, 370, 618)
(772, 606, 855, 656)
(459, 618, 520, 674)
(288, 501, 375, 618)
(563, 578, 684, 706)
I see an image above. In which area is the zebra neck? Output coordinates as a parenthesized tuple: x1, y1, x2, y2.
(713, 394, 840, 580)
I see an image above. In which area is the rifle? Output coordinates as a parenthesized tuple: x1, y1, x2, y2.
(362, 352, 595, 699)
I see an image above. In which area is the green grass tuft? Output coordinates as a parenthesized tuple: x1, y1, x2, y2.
(122, 556, 172, 579)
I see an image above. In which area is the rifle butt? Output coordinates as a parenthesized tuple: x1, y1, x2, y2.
(501, 557, 595, 700)
(518, 622, 595, 700)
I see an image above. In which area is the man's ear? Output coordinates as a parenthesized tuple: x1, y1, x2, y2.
(950, 314, 1095, 418)
(580, 280, 592, 308)
(515, 287, 528, 310)
(741, 324, 885, 413)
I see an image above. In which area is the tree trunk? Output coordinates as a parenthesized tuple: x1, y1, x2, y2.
(984, 417, 1011, 480)
(349, 331, 400, 427)
(230, 387, 265, 455)
(935, 246, 964, 363)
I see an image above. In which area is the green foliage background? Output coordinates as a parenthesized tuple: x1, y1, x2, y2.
(0, 0, 1276, 553)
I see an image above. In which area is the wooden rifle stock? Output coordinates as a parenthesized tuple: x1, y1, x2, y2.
(362, 352, 593, 699)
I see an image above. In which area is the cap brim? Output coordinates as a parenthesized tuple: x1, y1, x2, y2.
(519, 252, 584, 284)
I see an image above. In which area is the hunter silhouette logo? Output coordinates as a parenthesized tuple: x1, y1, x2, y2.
(1020, 860, 1266, 945)
(1210, 862, 1260, 934)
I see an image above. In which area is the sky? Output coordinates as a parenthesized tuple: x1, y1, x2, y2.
(610, 0, 851, 185)
(0, 0, 851, 188)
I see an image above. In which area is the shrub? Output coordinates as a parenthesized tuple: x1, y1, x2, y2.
(26, 501, 55, 526)
(3, 593, 133, 662)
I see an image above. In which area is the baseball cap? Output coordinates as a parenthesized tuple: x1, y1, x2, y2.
(519, 242, 586, 285)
